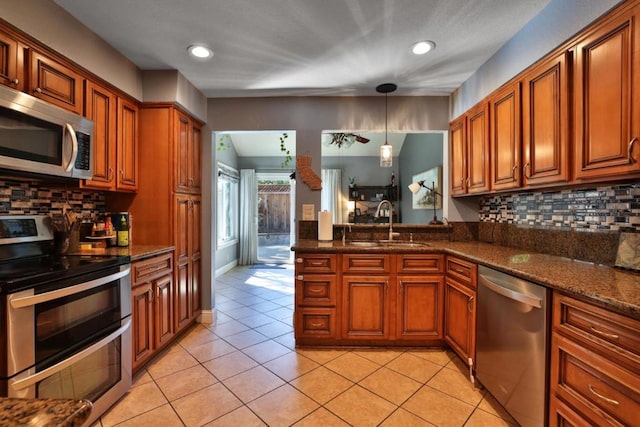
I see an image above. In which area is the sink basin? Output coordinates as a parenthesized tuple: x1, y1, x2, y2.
(347, 241, 381, 247)
(378, 240, 430, 247)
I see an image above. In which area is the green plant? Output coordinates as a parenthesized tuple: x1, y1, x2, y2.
(280, 132, 292, 168)
(216, 134, 230, 152)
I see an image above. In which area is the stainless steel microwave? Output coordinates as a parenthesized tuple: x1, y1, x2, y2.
(0, 84, 93, 180)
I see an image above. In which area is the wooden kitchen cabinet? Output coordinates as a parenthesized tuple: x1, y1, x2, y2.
(574, 5, 640, 182)
(29, 49, 84, 114)
(396, 254, 444, 342)
(174, 194, 201, 332)
(342, 274, 392, 340)
(175, 111, 202, 194)
(115, 97, 138, 191)
(0, 28, 22, 90)
(450, 102, 491, 196)
(294, 254, 338, 343)
(131, 251, 175, 373)
(522, 51, 571, 187)
(550, 292, 640, 426)
(490, 82, 521, 191)
(444, 256, 477, 367)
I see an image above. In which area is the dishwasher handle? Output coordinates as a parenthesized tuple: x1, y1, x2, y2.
(479, 275, 542, 308)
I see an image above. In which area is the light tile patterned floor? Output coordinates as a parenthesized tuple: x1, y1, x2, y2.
(94, 265, 518, 426)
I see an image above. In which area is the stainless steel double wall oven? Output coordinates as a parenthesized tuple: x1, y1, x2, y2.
(0, 215, 132, 425)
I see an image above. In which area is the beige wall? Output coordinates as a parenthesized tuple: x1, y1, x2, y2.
(0, 0, 143, 100)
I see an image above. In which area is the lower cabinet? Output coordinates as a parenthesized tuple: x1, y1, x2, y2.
(443, 257, 477, 367)
(342, 274, 392, 340)
(549, 292, 640, 426)
(131, 251, 174, 373)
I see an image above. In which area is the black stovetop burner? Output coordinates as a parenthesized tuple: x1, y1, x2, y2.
(0, 215, 130, 294)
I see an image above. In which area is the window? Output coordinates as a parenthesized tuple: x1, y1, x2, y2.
(217, 162, 239, 248)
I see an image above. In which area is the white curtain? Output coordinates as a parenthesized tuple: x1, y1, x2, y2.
(238, 169, 258, 265)
(321, 169, 343, 224)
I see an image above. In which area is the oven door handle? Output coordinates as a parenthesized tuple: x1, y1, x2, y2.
(10, 267, 130, 309)
(10, 318, 131, 393)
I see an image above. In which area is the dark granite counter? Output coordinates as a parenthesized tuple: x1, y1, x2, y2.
(67, 245, 175, 261)
(0, 397, 92, 427)
(292, 239, 640, 319)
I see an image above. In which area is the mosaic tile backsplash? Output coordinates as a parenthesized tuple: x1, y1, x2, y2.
(479, 183, 640, 231)
(0, 178, 105, 218)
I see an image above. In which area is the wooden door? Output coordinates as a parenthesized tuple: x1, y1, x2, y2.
(175, 111, 191, 193)
(83, 81, 116, 190)
(132, 282, 154, 371)
(574, 8, 640, 180)
(444, 278, 476, 365)
(116, 98, 138, 191)
(190, 123, 202, 193)
(449, 115, 467, 196)
(154, 274, 174, 347)
(522, 52, 571, 187)
(396, 276, 443, 341)
(189, 196, 202, 317)
(0, 28, 20, 89)
(342, 275, 391, 340)
(490, 82, 521, 191)
(174, 195, 191, 331)
(467, 103, 491, 194)
(29, 50, 83, 114)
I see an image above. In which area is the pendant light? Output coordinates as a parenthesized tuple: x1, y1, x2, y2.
(376, 83, 397, 167)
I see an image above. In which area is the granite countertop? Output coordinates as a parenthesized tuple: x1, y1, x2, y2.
(292, 239, 640, 319)
(0, 397, 92, 427)
(67, 244, 175, 261)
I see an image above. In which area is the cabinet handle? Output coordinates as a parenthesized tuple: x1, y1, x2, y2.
(466, 177, 470, 188)
(454, 268, 465, 274)
(512, 164, 518, 179)
(461, 178, 465, 189)
(308, 288, 323, 293)
(34, 87, 42, 93)
(589, 325, 619, 340)
(588, 384, 619, 406)
(468, 296, 474, 312)
(11, 78, 18, 85)
(297, 275, 304, 281)
(119, 169, 125, 179)
(628, 137, 638, 164)
(108, 168, 114, 182)
(309, 321, 323, 327)
(147, 288, 154, 300)
(524, 162, 530, 179)
(296, 258, 303, 263)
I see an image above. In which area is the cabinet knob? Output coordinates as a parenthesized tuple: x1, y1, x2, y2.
(34, 87, 42, 94)
(468, 295, 474, 312)
(297, 275, 304, 280)
(11, 78, 18, 85)
(296, 258, 303, 263)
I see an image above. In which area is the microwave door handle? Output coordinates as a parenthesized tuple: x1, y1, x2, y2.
(64, 123, 79, 172)
(9, 268, 130, 309)
(9, 318, 131, 393)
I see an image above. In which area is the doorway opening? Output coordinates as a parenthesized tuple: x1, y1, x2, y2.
(257, 172, 294, 264)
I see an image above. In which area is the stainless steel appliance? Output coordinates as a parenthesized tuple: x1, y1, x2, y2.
(476, 266, 549, 427)
(0, 215, 131, 426)
(0, 84, 93, 179)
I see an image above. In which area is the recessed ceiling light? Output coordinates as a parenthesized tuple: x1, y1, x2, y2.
(411, 40, 436, 55)
(188, 44, 213, 59)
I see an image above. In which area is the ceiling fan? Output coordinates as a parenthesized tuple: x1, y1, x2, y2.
(329, 133, 370, 148)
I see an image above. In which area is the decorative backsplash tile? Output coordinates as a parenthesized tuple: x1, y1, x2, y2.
(0, 179, 105, 218)
(479, 183, 640, 231)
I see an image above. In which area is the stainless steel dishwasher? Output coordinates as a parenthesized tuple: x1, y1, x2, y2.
(476, 266, 550, 427)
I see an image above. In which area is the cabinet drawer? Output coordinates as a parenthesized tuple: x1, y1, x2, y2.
(397, 254, 444, 274)
(445, 256, 477, 288)
(295, 308, 336, 339)
(342, 254, 390, 274)
(295, 274, 337, 306)
(295, 254, 336, 274)
(553, 293, 640, 373)
(551, 333, 640, 427)
(132, 252, 173, 285)
(549, 394, 595, 427)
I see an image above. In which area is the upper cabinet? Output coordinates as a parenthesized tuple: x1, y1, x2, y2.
(449, 102, 490, 196)
(0, 28, 22, 90)
(116, 98, 139, 191)
(29, 49, 84, 115)
(490, 82, 521, 191)
(522, 52, 571, 187)
(175, 111, 202, 194)
(574, 5, 640, 181)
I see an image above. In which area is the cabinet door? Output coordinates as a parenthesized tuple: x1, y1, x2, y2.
(175, 261, 191, 332)
(467, 103, 491, 194)
(490, 82, 521, 191)
(175, 111, 191, 193)
(396, 276, 444, 341)
(449, 115, 467, 196)
(189, 196, 202, 317)
(522, 52, 571, 187)
(444, 278, 476, 365)
(190, 123, 202, 193)
(174, 195, 191, 331)
(116, 98, 138, 191)
(132, 282, 154, 371)
(574, 8, 640, 180)
(342, 275, 391, 340)
(154, 274, 174, 347)
(83, 81, 116, 190)
(0, 28, 20, 89)
(29, 50, 83, 114)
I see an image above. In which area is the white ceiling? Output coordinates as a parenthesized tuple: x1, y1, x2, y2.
(54, 0, 550, 98)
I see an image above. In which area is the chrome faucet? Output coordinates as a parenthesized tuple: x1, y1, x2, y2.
(375, 199, 394, 241)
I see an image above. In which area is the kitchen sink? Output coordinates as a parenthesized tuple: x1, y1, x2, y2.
(347, 241, 381, 247)
(379, 241, 429, 247)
